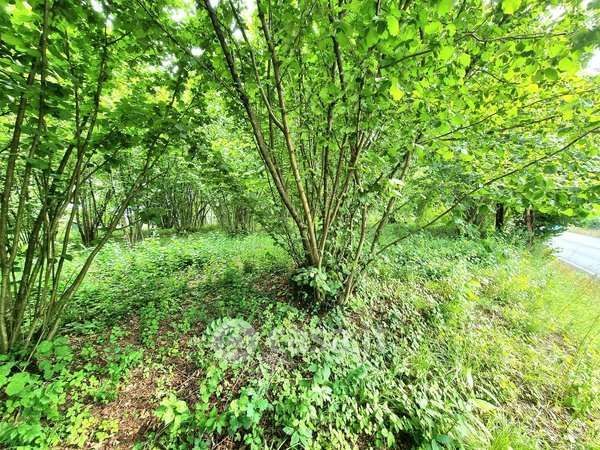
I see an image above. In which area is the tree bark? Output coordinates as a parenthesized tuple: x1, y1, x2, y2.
(495, 203, 505, 232)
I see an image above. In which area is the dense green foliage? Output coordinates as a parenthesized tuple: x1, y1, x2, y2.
(1, 0, 600, 448)
(1, 0, 599, 351)
(193, 0, 600, 303)
(0, 231, 598, 448)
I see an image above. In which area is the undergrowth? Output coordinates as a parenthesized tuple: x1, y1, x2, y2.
(0, 231, 598, 449)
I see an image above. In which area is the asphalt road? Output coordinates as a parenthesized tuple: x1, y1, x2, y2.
(549, 231, 600, 276)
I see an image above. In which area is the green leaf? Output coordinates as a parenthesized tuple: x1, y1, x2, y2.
(424, 21, 442, 35)
(389, 79, 405, 101)
(437, 0, 453, 16)
(399, 24, 417, 42)
(502, 0, 522, 15)
(439, 46, 454, 61)
(6, 372, 30, 396)
(366, 27, 379, 47)
(438, 146, 453, 160)
(54, 343, 71, 358)
(37, 340, 53, 355)
(544, 68, 559, 81)
(0, 363, 15, 387)
(1, 32, 26, 50)
(10, 0, 35, 26)
(548, 44, 563, 58)
(557, 57, 578, 74)
(386, 16, 399, 37)
(458, 53, 471, 66)
(175, 399, 188, 413)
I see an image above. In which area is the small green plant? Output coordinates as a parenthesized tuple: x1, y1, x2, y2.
(292, 266, 342, 308)
(0, 339, 72, 447)
(155, 394, 190, 436)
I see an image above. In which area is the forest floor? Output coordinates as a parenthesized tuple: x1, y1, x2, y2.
(1, 230, 599, 449)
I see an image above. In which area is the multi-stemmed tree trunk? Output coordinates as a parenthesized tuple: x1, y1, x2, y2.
(0, 1, 188, 353)
(525, 207, 535, 238)
(124, 207, 145, 245)
(201, 0, 402, 304)
(161, 185, 210, 232)
(212, 194, 254, 234)
(76, 180, 114, 246)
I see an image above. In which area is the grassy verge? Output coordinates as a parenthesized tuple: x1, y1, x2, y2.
(0, 231, 598, 449)
(491, 247, 600, 348)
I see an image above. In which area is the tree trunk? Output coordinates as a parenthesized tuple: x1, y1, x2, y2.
(524, 207, 535, 242)
(495, 203, 505, 232)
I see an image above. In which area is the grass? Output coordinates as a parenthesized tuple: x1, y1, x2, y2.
(493, 248, 600, 348)
(0, 230, 599, 449)
(469, 249, 600, 448)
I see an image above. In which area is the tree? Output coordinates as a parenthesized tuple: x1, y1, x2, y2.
(185, 0, 598, 305)
(0, 0, 193, 353)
